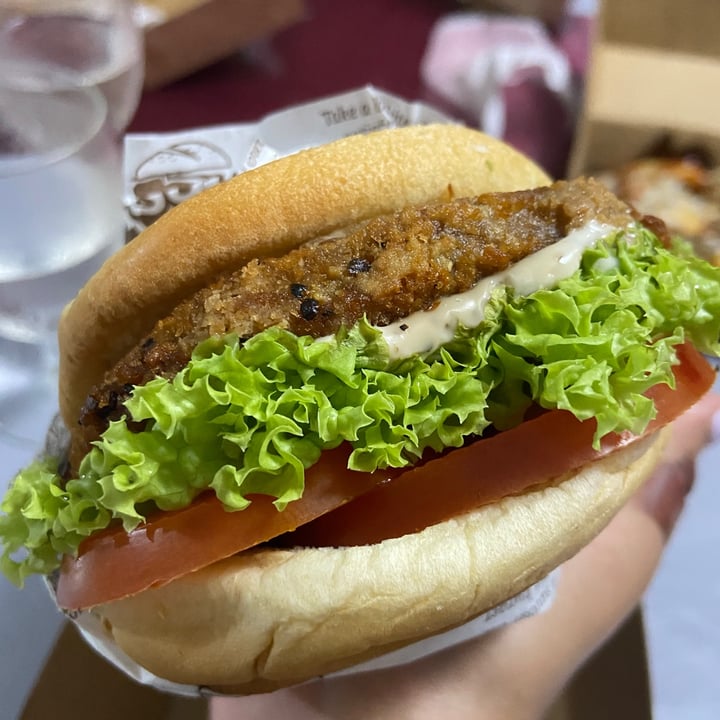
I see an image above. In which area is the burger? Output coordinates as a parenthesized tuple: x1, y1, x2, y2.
(1, 124, 719, 693)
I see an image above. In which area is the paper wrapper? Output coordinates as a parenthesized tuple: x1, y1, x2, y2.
(55, 569, 558, 698)
(54, 86, 558, 697)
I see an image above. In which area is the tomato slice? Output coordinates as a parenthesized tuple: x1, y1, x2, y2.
(56, 343, 715, 610)
(56, 448, 402, 610)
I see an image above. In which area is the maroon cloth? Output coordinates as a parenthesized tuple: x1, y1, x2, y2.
(130, 1, 590, 177)
(130, 0, 451, 134)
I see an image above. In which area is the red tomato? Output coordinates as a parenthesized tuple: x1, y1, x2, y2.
(56, 343, 715, 610)
(57, 447, 401, 609)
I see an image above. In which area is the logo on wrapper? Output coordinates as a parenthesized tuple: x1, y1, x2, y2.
(126, 141, 233, 241)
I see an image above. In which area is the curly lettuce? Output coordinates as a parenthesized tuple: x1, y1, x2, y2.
(2, 227, 719, 584)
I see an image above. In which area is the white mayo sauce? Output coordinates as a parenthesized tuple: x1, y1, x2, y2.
(377, 220, 620, 359)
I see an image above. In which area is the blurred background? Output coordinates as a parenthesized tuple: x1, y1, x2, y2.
(2, 1, 719, 718)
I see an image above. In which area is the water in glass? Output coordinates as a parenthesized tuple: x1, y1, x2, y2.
(0, 84, 124, 344)
(0, 1, 143, 133)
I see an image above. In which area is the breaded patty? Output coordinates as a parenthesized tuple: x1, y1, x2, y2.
(71, 178, 632, 467)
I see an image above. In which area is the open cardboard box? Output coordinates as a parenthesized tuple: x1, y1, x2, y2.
(568, 0, 720, 175)
(138, 0, 307, 88)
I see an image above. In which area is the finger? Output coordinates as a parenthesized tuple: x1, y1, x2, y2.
(632, 390, 720, 538)
(632, 457, 695, 538)
(661, 391, 720, 463)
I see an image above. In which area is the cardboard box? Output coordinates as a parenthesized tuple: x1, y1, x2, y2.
(139, 0, 307, 89)
(21, 623, 206, 720)
(568, 0, 720, 175)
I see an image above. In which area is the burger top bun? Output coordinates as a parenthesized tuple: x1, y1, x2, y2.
(97, 431, 665, 694)
(58, 124, 550, 428)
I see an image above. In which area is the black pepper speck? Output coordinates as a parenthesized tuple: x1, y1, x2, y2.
(290, 283, 307, 298)
(300, 297, 320, 320)
(348, 258, 372, 275)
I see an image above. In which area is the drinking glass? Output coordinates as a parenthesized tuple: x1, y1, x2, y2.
(0, 80, 123, 445)
(0, 1, 141, 447)
(0, 0, 144, 135)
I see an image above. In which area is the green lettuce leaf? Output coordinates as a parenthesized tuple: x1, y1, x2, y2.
(2, 226, 719, 584)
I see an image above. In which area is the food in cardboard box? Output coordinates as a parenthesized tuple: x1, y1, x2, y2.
(599, 156, 720, 265)
(1, 124, 719, 693)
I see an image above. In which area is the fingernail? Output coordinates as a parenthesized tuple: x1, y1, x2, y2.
(636, 459, 696, 538)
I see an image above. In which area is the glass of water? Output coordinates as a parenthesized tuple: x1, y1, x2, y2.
(0, 79, 124, 444)
(0, 0, 144, 135)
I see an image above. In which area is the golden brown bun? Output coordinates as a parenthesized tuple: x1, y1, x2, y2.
(57, 124, 549, 428)
(96, 431, 665, 694)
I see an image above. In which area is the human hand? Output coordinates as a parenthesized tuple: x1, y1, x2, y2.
(211, 391, 720, 720)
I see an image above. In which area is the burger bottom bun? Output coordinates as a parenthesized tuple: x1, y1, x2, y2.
(97, 431, 666, 694)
